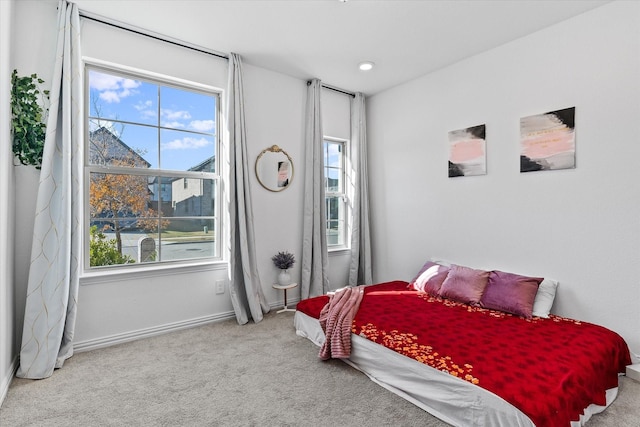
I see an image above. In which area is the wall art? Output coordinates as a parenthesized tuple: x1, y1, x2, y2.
(448, 124, 486, 177)
(520, 107, 575, 172)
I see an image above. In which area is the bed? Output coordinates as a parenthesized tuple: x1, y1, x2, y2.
(294, 262, 631, 427)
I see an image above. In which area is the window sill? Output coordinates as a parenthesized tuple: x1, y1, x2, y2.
(328, 247, 351, 257)
(80, 260, 228, 286)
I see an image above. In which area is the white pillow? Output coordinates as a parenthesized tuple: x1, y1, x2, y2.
(429, 257, 452, 267)
(532, 278, 558, 318)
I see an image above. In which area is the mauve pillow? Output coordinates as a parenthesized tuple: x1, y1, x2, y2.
(408, 261, 450, 295)
(481, 270, 543, 318)
(438, 264, 490, 305)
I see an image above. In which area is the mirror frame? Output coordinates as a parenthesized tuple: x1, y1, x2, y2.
(255, 145, 294, 192)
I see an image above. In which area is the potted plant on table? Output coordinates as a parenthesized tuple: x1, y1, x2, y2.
(272, 250, 295, 286)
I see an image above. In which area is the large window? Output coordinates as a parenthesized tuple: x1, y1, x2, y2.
(324, 138, 348, 248)
(86, 65, 220, 269)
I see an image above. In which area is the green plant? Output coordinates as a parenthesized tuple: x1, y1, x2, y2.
(89, 225, 135, 267)
(10, 70, 49, 168)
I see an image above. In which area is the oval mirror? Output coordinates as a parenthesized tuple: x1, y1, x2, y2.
(255, 145, 294, 192)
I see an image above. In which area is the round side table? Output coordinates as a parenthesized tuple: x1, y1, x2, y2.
(272, 282, 298, 313)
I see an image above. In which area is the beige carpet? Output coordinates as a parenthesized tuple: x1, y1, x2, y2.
(1, 311, 638, 426)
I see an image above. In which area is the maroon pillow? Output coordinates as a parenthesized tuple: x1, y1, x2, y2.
(480, 270, 543, 318)
(438, 264, 490, 305)
(408, 261, 450, 295)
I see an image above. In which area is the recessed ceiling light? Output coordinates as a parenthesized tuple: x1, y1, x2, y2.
(359, 61, 375, 71)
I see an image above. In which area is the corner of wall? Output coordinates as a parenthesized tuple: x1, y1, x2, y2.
(0, 356, 18, 407)
(0, 0, 16, 409)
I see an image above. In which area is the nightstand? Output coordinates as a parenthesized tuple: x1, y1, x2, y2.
(272, 282, 298, 313)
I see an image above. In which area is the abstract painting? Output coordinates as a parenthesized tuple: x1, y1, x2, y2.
(448, 124, 486, 177)
(520, 107, 575, 172)
(277, 161, 290, 188)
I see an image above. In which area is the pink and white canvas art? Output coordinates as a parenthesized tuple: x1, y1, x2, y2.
(448, 124, 486, 177)
(520, 107, 575, 172)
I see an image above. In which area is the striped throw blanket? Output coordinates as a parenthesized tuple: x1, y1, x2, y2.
(318, 286, 365, 360)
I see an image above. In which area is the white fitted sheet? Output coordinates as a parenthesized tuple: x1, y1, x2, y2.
(294, 310, 618, 427)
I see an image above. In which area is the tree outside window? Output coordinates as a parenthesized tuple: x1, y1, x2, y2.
(86, 66, 219, 268)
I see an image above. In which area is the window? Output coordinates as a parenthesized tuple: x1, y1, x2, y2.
(86, 65, 220, 269)
(324, 138, 347, 248)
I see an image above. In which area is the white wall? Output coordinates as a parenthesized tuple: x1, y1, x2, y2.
(0, 0, 16, 407)
(367, 1, 640, 358)
(10, 0, 352, 353)
(12, 0, 59, 365)
(246, 71, 353, 293)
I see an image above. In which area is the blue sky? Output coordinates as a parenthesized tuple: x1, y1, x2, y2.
(324, 141, 342, 188)
(88, 69, 216, 171)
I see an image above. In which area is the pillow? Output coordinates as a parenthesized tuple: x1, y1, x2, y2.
(532, 278, 559, 318)
(408, 261, 450, 295)
(429, 257, 452, 267)
(480, 270, 543, 318)
(438, 264, 490, 305)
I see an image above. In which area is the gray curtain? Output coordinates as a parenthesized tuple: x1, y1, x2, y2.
(226, 53, 270, 324)
(17, 0, 82, 379)
(348, 93, 373, 286)
(301, 79, 329, 299)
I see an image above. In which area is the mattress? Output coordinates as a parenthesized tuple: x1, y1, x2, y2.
(294, 281, 627, 427)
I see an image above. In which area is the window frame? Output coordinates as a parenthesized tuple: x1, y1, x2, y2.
(82, 61, 223, 273)
(323, 136, 350, 251)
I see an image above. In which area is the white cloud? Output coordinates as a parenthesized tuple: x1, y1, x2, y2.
(139, 110, 156, 120)
(99, 91, 121, 103)
(189, 120, 215, 132)
(88, 119, 116, 132)
(162, 121, 185, 129)
(90, 72, 123, 90)
(161, 137, 211, 150)
(162, 109, 191, 120)
(90, 71, 141, 103)
(134, 100, 153, 111)
(117, 88, 134, 99)
(121, 79, 140, 89)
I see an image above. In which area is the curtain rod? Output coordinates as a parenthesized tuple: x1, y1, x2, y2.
(79, 10, 356, 98)
(79, 10, 229, 61)
(308, 80, 356, 98)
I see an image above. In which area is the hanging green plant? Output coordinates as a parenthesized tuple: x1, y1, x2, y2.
(10, 69, 49, 169)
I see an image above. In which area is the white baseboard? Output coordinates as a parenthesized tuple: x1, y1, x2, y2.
(73, 311, 236, 353)
(0, 355, 18, 407)
(271, 297, 300, 312)
(4, 302, 300, 404)
(626, 364, 640, 382)
(73, 299, 301, 354)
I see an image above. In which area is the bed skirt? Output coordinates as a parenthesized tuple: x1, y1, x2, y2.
(294, 310, 618, 427)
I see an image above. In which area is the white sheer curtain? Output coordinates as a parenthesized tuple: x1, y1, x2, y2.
(17, 0, 82, 379)
(301, 79, 329, 299)
(226, 53, 270, 324)
(348, 93, 373, 286)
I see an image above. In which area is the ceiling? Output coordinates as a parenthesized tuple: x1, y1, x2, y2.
(73, 0, 611, 96)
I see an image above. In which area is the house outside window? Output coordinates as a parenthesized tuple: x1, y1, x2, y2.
(324, 137, 348, 249)
(86, 65, 220, 269)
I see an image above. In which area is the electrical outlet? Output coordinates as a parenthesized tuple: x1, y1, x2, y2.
(215, 280, 225, 295)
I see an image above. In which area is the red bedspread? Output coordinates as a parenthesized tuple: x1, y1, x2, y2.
(296, 281, 631, 427)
